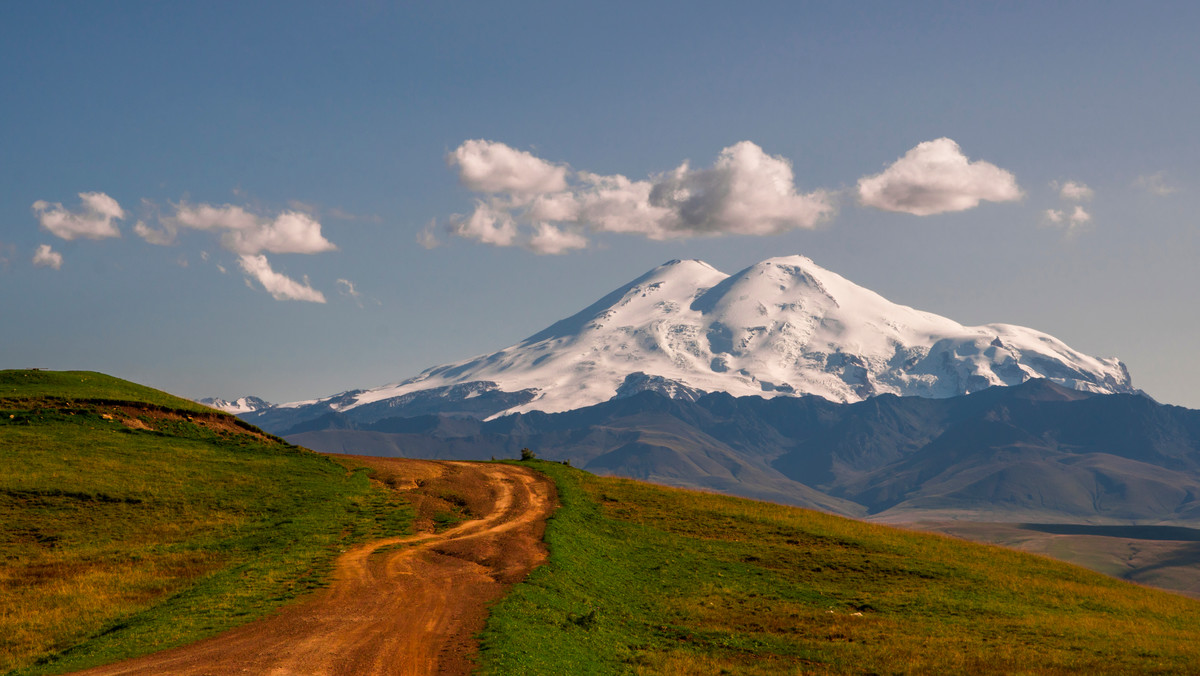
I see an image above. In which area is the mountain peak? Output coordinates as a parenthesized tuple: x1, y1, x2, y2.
(286, 253, 1135, 417)
(198, 395, 273, 414)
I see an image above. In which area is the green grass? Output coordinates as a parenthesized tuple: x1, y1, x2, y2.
(478, 461, 1200, 675)
(11, 369, 1200, 674)
(0, 370, 414, 675)
(0, 370, 215, 414)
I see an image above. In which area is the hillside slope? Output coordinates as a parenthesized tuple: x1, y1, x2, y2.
(480, 461, 1200, 674)
(0, 370, 412, 675)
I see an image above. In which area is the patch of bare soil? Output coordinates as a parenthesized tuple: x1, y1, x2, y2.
(109, 405, 279, 442)
(75, 459, 557, 676)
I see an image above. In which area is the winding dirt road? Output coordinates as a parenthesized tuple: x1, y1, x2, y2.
(78, 459, 556, 676)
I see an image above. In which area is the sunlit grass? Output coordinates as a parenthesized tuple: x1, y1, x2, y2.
(0, 370, 215, 414)
(0, 371, 414, 675)
(479, 462, 1200, 674)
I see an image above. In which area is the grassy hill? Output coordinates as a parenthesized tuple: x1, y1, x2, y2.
(9, 370, 1200, 674)
(0, 370, 413, 675)
(480, 460, 1200, 674)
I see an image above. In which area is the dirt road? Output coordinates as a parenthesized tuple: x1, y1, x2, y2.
(78, 459, 557, 676)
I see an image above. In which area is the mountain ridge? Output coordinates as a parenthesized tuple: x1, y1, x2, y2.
(277, 379, 1200, 526)
(217, 254, 1137, 427)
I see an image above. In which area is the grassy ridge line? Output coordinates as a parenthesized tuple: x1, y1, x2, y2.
(0, 370, 282, 446)
(0, 371, 215, 414)
(1, 371, 414, 675)
(479, 461, 1200, 674)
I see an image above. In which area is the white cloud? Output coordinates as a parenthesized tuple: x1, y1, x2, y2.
(450, 139, 569, 196)
(448, 201, 520, 246)
(32, 192, 124, 240)
(170, 203, 337, 255)
(1044, 205, 1091, 231)
(645, 141, 834, 236)
(528, 223, 589, 254)
(32, 244, 63, 270)
(857, 138, 1022, 215)
(572, 171, 672, 237)
(126, 200, 337, 301)
(442, 140, 834, 252)
(133, 220, 175, 245)
(1134, 172, 1176, 196)
(237, 254, 326, 303)
(1054, 180, 1094, 201)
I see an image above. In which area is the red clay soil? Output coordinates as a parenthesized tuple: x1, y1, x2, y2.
(76, 459, 557, 676)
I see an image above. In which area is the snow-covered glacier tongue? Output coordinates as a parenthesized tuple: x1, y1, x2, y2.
(266, 255, 1137, 423)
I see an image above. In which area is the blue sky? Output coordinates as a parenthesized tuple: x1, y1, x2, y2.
(3, 1, 1199, 407)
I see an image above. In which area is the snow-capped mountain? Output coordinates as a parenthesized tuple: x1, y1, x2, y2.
(197, 395, 273, 415)
(252, 255, 1135, 426)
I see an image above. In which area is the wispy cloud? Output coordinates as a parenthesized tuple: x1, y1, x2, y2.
(417, 219, 441, 249)
(1134, 172, 1176, 196)
(857, 138, 1022, 216)
(0, 240, 14, 269)
(32, 244, 63, 270)
(1044, 205, 1092, 232)
(133, 220, 174, 245)
(1053, 180, 1094, 202)
(32, 192, 124, 240)
(441, 139, 834, 253)
(1044, 179, 1095, 234)
(237, 254, 326, 303)
(336, 278, 365, 307)
(336, 278, 359, 298)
